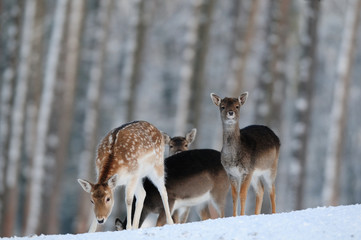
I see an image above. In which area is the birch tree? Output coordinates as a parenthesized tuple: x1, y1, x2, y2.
(0, 0, 20, 230)
(24, 0, 68, 235)
(175, 0, 215, 139)
(291, 0, 319, 210)
(44, 0, 85, 234)
(322, 0, 361, 206)
(2, 0, 36, 236)
(226, 0, 260, 97)
(76, 0, 113, 233)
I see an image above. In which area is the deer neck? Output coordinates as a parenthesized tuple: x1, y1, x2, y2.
(222, 121, 240, 146)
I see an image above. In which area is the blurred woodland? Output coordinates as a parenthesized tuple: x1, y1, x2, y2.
(1, 0, 361, 237)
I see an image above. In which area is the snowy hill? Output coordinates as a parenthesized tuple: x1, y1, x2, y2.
(3, 205, 361, 240)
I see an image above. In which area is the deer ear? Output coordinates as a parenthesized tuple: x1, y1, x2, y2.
(238, 92, 248, 105)
(78, 179, 93, 193)
(107, 174, 118, 189)
(115, 218, 125, 231)
(210, 93, 221, 106)
(186, 128, 197, 144)
(161, 132, 171, 145)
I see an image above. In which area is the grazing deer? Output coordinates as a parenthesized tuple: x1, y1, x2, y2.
(163, 128, 197, 156)
(77, 121, 173, 232)
(210, 92, 280, 216)
(115, 149, 229, 230)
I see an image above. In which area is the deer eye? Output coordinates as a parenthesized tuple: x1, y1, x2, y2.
(169, 145, 173, 148)
(90, 200, 94, 204)
(221, 106, 225, 110)
(185, 144, 188, 148)
(106, 197, 110, 202)
(236, 105, 239, 109)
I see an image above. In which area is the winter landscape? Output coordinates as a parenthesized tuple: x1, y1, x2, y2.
(2, 204, 361, 240)
(1, 0, 361, 238)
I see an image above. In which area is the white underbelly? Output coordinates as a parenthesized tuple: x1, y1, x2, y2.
(173, 191, 211, 211)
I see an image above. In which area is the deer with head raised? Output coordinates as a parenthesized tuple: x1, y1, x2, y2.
(115, 148, 229, 230)
(77, 121, 173, 232)
(163, 128, 197, 156)
(210, 92, 280, 216)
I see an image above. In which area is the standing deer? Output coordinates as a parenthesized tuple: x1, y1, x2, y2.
(115, 149, 229, 230)
(210, 92, 280, 216)
(77, 121, 173, 232)
(162, 128, 198, 223)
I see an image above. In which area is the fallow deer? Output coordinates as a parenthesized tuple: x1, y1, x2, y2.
(77, 121, 173, 232)
(163, 128, 197, 223)
(210, 92, 280, 216)
(115, 149, 229, 230)
(163, 128, 197, 156)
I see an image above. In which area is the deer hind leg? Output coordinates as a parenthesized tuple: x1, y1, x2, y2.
(240, 173, 252, 215)
(253, 179, 264, 215)
(199, 204, 211, 220)
(125, 177, 139, 229)
(132, 184, 146, 229)
(149, 166, 174, 225)
(179, 207, 191, 223)
(230, 178, 240, 216)
(270, 183, 276, 214)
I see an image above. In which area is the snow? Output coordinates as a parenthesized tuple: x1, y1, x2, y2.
(3, 204, 361, 240)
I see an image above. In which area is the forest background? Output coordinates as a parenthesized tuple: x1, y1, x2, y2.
(1, 0, 361, 237)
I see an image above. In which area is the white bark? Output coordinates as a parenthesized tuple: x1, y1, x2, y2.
(174, 0, 202, 135)
(7, 0, 36, 188)
(25, 0, 68, 235)
(322, 0, 361, 206)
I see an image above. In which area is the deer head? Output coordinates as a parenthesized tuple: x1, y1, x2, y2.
(78, 174, 118, 224)
(163, 128, 197, 155)
(210, 92, 248, 125)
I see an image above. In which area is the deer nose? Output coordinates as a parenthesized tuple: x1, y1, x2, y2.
(228, 111, 234, 116)
(98, 218, 105, 224)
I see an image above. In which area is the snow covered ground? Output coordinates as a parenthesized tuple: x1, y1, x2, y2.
(3, 204, 360, 240)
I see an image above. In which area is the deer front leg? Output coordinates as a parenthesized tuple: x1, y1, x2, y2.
(230, 178, 239, 216)
(240, 173, 252, 215)
(88, 216, 98, 232)
(270, 183, 276, 214)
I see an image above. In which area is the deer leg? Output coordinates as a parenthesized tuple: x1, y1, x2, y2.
(150, 166, 174, 225)
(180, 207, 191, 223)
(270, 183, 276, 214)
(172, 210, 180, 224)
(254, 180, 264, 215)
(88, 216, 98, 232)
(132, 184, 146, 229)
(199, 204, 211, 220)
(240, 173, 252, 215)
(125, 178, 138, 229)
(230, 178, 239, 216)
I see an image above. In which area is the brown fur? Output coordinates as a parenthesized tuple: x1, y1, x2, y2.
(211, 93, 280, 216)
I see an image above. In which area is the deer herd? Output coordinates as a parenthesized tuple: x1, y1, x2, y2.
(78, 92, 281, 232)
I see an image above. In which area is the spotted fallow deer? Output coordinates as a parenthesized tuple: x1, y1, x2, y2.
(210, 92, 280, 216)
(77, 121, 173, 232)
(115, 149, 229, 230)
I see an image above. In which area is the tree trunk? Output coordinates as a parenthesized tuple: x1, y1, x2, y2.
(227, 0, 260, 97)
(45, 0, 85, 234)
(291, 0, 319, 210)
(24, 0, 68, 235)
(76, 0, 113, 233)
(2, 0, 36, 237)
(0, 0, 20, 232)
(322, 0, 361, 206)
(174, 0, 215, 138)
(126, 0, 147, 122)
